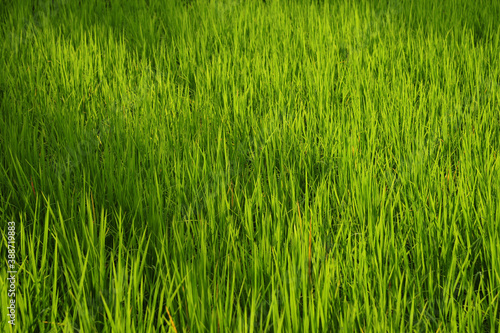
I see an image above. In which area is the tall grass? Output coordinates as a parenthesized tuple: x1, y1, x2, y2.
(1, 0, 500, 331)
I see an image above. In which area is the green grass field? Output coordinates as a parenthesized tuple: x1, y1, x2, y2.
(1, 0, 500, 331)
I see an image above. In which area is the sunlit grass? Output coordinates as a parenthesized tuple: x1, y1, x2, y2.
(1, 0, 500, 331)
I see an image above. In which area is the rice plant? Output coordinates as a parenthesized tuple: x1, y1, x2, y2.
(1, 0, 499, 331)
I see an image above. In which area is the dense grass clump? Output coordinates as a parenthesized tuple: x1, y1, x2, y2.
(1, 0, 500, 331)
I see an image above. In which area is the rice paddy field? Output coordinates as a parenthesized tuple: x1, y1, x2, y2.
(1, 0, 500, 331)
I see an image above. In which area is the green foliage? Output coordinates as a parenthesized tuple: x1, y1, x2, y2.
(1, 0, 499, 331)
